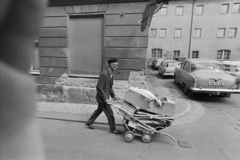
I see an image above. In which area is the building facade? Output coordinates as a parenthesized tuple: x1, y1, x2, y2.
(31, 0, 150, 103)
(148, 0, 240, 60)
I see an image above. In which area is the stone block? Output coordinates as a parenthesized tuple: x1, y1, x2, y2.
(68, 87, 96, 104)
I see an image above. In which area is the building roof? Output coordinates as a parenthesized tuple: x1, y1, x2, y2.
(49, 0, 149, 6)
(49, 0, 188, 6)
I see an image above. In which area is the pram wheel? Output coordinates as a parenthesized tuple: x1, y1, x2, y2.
(141, 134, 152, 143)
(124, 131, 135, 142)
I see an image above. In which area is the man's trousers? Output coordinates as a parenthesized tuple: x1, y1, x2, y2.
(86, 102, 116, 132)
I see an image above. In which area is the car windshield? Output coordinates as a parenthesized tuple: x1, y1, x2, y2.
(167, 62, 179, 67)
(192, 63, 224, 71)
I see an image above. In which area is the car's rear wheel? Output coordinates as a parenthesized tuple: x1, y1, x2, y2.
(174, 74, 178, 84)
(183, 84, 195, 98)
(183, 84, 188, 95)
(187, 89, 195, 98)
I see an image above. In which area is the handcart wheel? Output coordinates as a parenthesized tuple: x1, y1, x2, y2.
(124, 131, 135, 142)
(141, 134, 152, 143)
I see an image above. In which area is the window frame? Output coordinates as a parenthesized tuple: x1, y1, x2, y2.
(174, 28, 182, 38)
(150, 28, 157, 38)
(217, 28, 226, 38)
(159, 7, 168, 16)
(220, 3, 229, 14)
(151, 48, 163, 58)
(159, 28, 166, 38)
(196, 5, 204, 15)
(173, 50, 181, 57)
(176, 6, 184, 16)
(232, 3, 240, 13)
(217, 50, 231, 60)
(29, 39, 40, 75)
(193, 28, 201, 38)
(228, 28, 237, 38)
(192, 51, 199, 58)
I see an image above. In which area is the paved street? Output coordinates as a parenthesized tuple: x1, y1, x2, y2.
(38, 69, 240, 160)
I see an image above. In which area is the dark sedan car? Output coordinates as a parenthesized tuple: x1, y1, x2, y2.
(174, 59, 240, 98)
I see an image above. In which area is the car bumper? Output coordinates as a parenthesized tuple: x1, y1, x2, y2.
(163, 72, 174, 76)
(190, 88, 240, 94)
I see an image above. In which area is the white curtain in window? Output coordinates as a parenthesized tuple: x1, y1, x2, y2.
(176, 6, 183, 15)
(221, 4, 229, 14)
(228, 28, 237, 37)
(175, 29, 182, 37)
(159, 29, 166, 37)
(196, 5, 203, 15)
(160, 7, 167, 16)
(194, 29, 201, 37)
(232, 3, 240, 13)
(217, 28, 225, 37)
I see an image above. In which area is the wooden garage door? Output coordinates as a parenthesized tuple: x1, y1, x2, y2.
(69, 15, 103, 76)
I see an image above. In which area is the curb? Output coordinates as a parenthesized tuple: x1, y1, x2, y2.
(36, 100, 205, 126)
(172, 100, 205, 126)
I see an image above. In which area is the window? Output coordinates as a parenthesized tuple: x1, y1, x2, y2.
(160, 7, 167, 16)
(152, 49, 162, 58)
(192, 51, 199, 58)
(217, 28, 226, 38)
(30, 39, 40, 74)
(232, 3, 240, 13)
(174, 50, 181, 57)
(217, 50, 231, 60)
(174, 29, 182, 38)
(196, 5, 204, 15)
(159, 28, 166, 38)
(193, 28, 201, 38)
(220, 4, 229, 14)
(150, 28, 157, 38)
(176, 6, 183, 16)
(228, 28, 237, 38)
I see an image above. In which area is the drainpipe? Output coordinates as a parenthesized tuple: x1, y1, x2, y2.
(188, 0, 195, 58)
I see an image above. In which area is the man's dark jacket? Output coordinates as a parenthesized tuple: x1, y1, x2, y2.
(96, 68, 116, 103)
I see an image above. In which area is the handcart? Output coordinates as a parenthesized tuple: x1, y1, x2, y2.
(112, 99, 177, 143)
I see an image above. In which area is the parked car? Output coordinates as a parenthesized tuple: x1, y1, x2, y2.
(220, 61, 240, 79)
(151, 58, 163, 70)
(173, 57, 187, 65)
(158, 60, 180, 78)
(174, 59, 240, 98)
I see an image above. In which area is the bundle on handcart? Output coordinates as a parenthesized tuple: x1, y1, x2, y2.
(113, 87, 177, 143)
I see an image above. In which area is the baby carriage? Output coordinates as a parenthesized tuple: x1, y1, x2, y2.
(112, 88, 177, 143)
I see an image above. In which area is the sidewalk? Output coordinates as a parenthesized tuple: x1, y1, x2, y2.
(36, 69, 206, 126)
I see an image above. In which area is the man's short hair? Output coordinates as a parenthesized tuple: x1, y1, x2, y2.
(108, 58, 118, 64)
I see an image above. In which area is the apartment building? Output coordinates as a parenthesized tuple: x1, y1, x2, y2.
(148, 0, 240, 61)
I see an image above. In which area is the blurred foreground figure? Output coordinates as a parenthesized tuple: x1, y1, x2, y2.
(0, 0, 47, 159)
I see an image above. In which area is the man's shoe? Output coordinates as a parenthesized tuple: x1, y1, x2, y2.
(110, 130, 122, 134)
(85, 122, 95, 129)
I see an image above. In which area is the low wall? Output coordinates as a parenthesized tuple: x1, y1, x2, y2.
(35, 71, 146, 104)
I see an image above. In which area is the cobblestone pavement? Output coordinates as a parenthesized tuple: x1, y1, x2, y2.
(145, 68, 240, 131)
(145, 68, 191, 115)
(199, 97, 240, 134)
